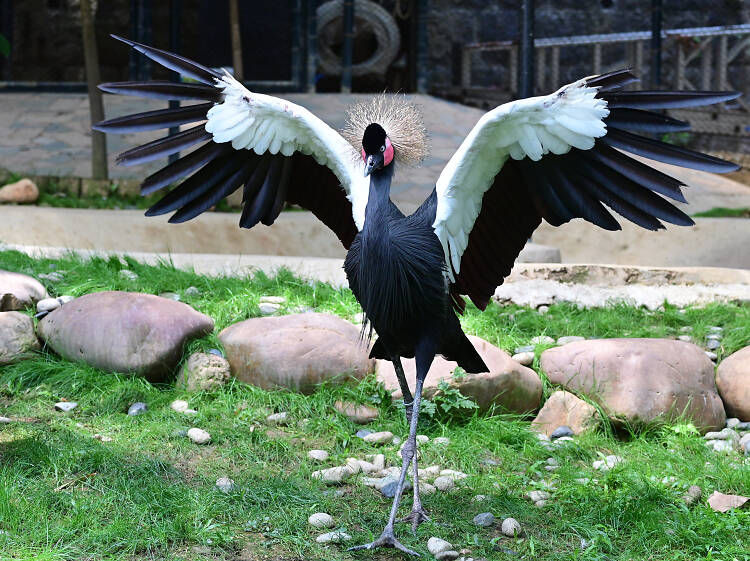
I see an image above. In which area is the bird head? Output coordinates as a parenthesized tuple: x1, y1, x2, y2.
(361, 123, 394, 176)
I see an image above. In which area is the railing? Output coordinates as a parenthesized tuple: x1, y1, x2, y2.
(457, 24, 750, 136)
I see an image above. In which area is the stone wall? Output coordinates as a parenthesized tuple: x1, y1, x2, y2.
(427, 0, 750, 92)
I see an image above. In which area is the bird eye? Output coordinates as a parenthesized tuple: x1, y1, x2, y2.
(380, 145, 385, 152)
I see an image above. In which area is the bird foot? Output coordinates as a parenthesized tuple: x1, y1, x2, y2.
(399, 506, 430, 533)
(348, 529, 420, 556)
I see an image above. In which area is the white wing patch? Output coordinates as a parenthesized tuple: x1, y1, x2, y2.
(205, 73, 369, 229)
(433, 78, 609, 280)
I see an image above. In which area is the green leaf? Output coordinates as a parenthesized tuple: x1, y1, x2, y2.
(0, 33, 10, 57)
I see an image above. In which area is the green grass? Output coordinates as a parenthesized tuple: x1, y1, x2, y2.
(0, 250, 749, 561)
(692, 207, 750, 218)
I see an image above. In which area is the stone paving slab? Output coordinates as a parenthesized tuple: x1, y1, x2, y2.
(2, 92, 750, 211)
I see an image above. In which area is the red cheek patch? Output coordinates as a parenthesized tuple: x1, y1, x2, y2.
(361, 148, 367, 162)
(384, 137, 394, 166)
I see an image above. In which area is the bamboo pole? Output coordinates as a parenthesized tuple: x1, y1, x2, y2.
(80, 0, 108, 180)
(229, 0, 243, 81)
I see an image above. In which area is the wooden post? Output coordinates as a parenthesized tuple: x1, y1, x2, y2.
(80, 0, 108, 180)
(229, 0, 243, 81)
(650, 0, 662, 88)
(341, 0, 354, 93)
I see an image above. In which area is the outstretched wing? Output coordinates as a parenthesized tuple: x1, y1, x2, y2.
(94, 35, 367, 247)
(433, 70, 740, 310)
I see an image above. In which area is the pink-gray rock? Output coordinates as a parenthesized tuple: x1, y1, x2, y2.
(540, 338, 725, 432)
(376, 336, 541, 413)
(0, 271, 47, 311)
(715, 346, 750, 421)
(532, 390, 600, 437)
(176, 352, 231, 391)
(218, 313, 375, 393)
(37, 291, 214, 381)
(333, 400, 379, 424)
(0, 311, 40, 364)
(0, 178, 39, 203)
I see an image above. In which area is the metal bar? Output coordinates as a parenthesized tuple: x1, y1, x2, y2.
(518, 0, 535, 98)
(168, 0, 181, 165)
(306, 0, 318, 92)
(718, 35, 728, 90)
(701, 38, 712, 91)
(634, 40, 643, 86)
(341, 0, 354, 93)
(650, 0, 662, 88)
(509, 47, 518, 95)
(551, 46, 559, 90)
(593, 43, 602, 74)
(535, 47, 545, 92)
(677, 43, 685, 89)
(291, 0, 303, 90)
(461, 47, 471, 89)
(415, 0, 429, 93)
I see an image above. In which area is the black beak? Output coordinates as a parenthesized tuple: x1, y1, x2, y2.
(364, 155, 375, 177)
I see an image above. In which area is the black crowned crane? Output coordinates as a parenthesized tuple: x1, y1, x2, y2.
(95, 35, 739, 555)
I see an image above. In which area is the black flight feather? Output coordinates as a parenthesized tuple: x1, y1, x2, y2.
(605, 108, 690, 133)
(140, 142, 231, 195)
(93, 102, 212, 133)
(98, 81, 222, 102)
(115, 125, 211, 167)
(602, 90, 741, 109)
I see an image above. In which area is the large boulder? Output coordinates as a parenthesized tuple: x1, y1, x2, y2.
(376, 336, 542, 413)
(37, 291, 214, 381)
(219, 313, 375, 393)
(540, 338, 725, 432)
(532, 390, 600, 436)
(0, 311, 40, 364)
(0, 271, 47, 311)
(716, 346, 750, 421)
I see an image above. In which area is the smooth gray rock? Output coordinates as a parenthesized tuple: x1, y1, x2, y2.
(380, 479, 412, 498)
(501, 517, 522, 537)
(356, 429, 373, 439)
(215, 477, 235, 493)
(427, 537, 453, 555)
(550, 425, 575, 439)
(308, 512, 334, 528)
(54, 401, 77, 412)
(127, 402, 147, 416)
(473, 512, 495, 527)
(187, 427, 211, 444)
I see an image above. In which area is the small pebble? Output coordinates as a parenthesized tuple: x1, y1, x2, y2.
(159, 292, 181, 301)
(514, 344, 535, 354)
(266, 412, 288, 425)
(187, 427, 211, 444)
(679, 326, 692, 333)
(703, 428, 739, 441)
(127, 402, 147, 416)
(363, 431, 393, 444)
(708, 326, 723, 333)
(215, 477, 235, 493)
(259, 295, 286, 304)
(683, 485, 702, 506)
(707, 440, 734, 453)
(38, 271, 64, 283)
(511, 351, 534, 366)
(428, 537, 453, 555)
(308, 512, 334, 528)
(185, 286, 201, 296)
(550, 425, 574, 439)
(501, 517, 521, 537)
(419, 481, 436, 495)
(119, 269, 138, 280)
(527, 490, 550, 502)
(726, 418, 740, 429)
(416, 434, 430, 444)
(705, 351, 718, 361)
(171, 399, 189, 412)
(473, 512, 495, 527)
(258, 302, 281, 315)
(312, 466, 350, 484)
(380, 479, 411, 498)
(471, 494, 487, 502)
(207, 348, 224, 357)
(308, 449, 329, 462)
(435, 551, 460, 561)
(356, 429, 373, 439)
(57, 295, 74, 305)
(434, 476, 455, 491)
(316, 531, 351, 544)
(36, 298, 61, 313)
(531, 335, 555, 345)
(93, 433, 113, 442)
(440, 469, 468, 480)
(593, 455, 622, 470)
(54, 402, 77, 412)
(677, 335, 692, 342)
(433, 436, 450, 445)
(706, 339, 721, 350)
(735, 421, 750, 431)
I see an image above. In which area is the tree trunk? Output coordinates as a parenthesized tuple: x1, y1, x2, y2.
(80, 0, 108, 180)
(229, 0, 243, 81)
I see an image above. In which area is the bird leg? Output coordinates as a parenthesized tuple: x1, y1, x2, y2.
(391, 356, 429, 532)
(349, 374, 427, 556)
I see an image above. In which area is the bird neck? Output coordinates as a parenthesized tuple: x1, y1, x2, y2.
(363, 164, 394, 231)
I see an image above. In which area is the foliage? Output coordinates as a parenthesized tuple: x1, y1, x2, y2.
(0, 32, 9, 58)
(693, 207, 750, 218)
(0, 250, 748, 560)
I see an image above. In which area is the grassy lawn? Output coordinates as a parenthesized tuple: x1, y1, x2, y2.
(692, 207, 750, 219)
(0, 250, 749, 561)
